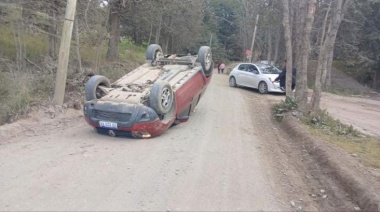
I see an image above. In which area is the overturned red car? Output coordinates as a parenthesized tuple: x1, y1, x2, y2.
(83, 44, 213, 138)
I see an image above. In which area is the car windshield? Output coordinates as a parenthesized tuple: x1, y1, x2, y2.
(257, 64, 281, 74)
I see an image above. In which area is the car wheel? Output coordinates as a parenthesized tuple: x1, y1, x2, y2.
(150, 80, 173, 115)
(258, 81, 268, 94)
(85, 75, 111, 101)
(197, 46, 213, 77)
(229, 76, 237, 87)
(146, 44, 163, 63)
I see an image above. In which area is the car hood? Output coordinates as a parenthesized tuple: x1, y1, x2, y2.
(262, 74, 279, 81)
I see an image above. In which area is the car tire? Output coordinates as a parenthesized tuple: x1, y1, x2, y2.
(146, 44, 163, 63)
(85, 75, 111, 101)
(150, 80, 173, 115)
(229, 76, 237, 87)
(197, 46, 213, 77)
(258, 81, 268, 94)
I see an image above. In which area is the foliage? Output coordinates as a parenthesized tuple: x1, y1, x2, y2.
(272, 96, 298, 121)
(0, 24, 48, 62)
(306, 110, 360, 137)
(306, 110, 380, 168)
(272, 95, 380, 167)
(0, 72, 40, 125)
(333, 0, 380, 88)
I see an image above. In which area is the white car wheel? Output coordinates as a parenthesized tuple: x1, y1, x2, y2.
(229, 76, 237, 87)
(258, 81, 268, 94)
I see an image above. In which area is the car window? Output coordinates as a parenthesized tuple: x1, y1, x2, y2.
(257, 64, 281, 74)
(238, 64, 248, 71)
(247, 65, 259, 74)
(247, 65, 257, 72)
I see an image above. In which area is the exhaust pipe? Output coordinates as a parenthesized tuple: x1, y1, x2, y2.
(108, 130, 116, 137)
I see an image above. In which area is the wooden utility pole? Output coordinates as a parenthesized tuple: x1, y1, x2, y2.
(53, 0, 77, 105)
(249, 14, 260, 63)
(209, 33, 213, 47)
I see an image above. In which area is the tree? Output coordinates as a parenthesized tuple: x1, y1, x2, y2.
(310, 0, 351, 111)
(282, 0, 294, 96)
(106, 0, 122, 61)
(296, 0, 317, 110)
(280, 0, 317, 110)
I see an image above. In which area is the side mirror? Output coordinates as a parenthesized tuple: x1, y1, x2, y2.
(253, 70, 259, 74)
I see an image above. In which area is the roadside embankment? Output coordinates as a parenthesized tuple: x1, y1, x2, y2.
(280, 114, 380, 211)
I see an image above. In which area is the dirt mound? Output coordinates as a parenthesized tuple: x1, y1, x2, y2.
(280, 114, 380, 211)
(0, 106, 83, 143)
(307, 60, 372, 94)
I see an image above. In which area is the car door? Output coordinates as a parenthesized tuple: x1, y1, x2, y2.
(175, 71, 205, 117)
(234, 64, 249, 86)
(244, 64, 260, 88)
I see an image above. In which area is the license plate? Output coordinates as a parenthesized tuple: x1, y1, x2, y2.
(99, 121, 118, 129)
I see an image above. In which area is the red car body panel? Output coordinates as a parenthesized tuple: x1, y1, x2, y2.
(175, 71, 211, 117)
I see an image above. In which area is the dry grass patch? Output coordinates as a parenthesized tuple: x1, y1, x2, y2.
(305, 111, 380, 168)
(309, 128, 380, 168)
(273, 98, 380, 168)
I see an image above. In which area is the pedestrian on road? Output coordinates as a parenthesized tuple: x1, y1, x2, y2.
(219, 62, 225, 74)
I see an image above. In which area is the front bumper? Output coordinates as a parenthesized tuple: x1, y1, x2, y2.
(268, 81, 285, 93)
(83, 100, 169, 138)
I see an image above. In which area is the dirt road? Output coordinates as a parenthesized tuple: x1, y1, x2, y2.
(0, 72, 287, 211)
(2, 70, 377, 211)
(321, 93, 380, 137)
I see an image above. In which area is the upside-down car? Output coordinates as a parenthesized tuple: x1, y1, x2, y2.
(83, 44, 213, 138)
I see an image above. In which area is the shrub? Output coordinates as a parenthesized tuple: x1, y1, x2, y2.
(272, 96, 298, 121)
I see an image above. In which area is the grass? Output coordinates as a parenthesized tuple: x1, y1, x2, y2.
(0, 19, 145, 125)
(119, 39, 146, 64)
(305, 110, 380, 168)
(326, 87, 366, 96)
(0, 3, 147, 126)
(273, 99, 380, 168)
(309, 128, 380, 168)
(0, 72, 42, 125)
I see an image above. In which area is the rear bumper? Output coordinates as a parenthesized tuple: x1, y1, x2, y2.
(83, 100, 171, 138)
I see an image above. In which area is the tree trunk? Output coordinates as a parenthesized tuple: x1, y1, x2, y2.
(47, 2, 57, 60)
(319, 2, 332, 89)
(282, 0, 294, 97)
(164, 16, 173, 53)
(273, 28, 281, 65)
(148, 24, 153, 45)
(249, 14, 260, 63)
(374, 68, 378, 90)
(324, 50, 333, 88)
(155, 16, 162, 45)
(294, 0, 307, 71)
(12, 21, 25, 72)
(310, 0, 349, 111)
(267, 28, 272, 63)
(74, 17, 82, 72)
(106, 0, 120, 61)
(295, 0, 316, 110)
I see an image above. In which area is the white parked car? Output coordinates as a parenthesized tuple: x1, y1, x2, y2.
(228, 63, 284, 94)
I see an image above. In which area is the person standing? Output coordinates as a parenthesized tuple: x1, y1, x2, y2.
(219, 62, 225, 74)
(217, 62, 221, 74)
(274, 60, 296, 91)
